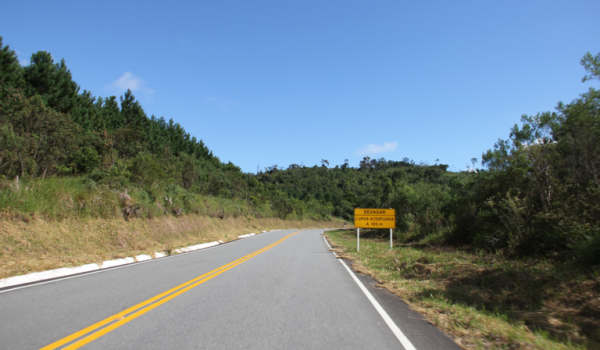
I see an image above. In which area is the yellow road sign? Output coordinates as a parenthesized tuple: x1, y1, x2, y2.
(354, 208, 396, 229)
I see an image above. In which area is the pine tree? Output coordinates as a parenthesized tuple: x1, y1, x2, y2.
(0, 37, 24, 89)
(23, 51, 80, 114)
(70, 90, 99, 130)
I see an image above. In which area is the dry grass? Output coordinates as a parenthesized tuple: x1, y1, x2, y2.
(325, 230, 599, 350)
(0, 215, 342, 279)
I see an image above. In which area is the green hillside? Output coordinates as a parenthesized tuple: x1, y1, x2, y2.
(1, 37, 599, 264)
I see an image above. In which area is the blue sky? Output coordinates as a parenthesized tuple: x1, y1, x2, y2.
(3, 0, 599, 173)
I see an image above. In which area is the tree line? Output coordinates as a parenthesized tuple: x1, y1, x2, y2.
(1, 36, 598, 263)
(0, 37, 233, 193)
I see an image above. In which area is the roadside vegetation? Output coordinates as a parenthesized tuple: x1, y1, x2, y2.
(326, 229, 599, 349)
(1, 214, 342, 280)
(1, 36, 599, 348)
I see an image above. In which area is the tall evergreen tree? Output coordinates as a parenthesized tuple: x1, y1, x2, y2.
(120, 89, 147, 129)
(70, 90, 99, 130)
(23, 51, 80, 114)
(0, 37, 24, 89)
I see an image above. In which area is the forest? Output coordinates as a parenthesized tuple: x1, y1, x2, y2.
(1, 36, 599, 265)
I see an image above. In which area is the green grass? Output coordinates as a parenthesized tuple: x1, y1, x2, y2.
(325, 229, 599, 349)
(0, 176, 272, 221)
(0, 176, 118, 219)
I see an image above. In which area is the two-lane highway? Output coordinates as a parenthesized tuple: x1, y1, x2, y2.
(0, 229, 459, 349)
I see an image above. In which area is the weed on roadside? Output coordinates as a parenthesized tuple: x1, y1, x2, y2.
(325, 230, 598, 350)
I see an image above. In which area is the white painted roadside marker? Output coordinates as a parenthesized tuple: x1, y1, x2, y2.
(180, 242, 220, 252)
(0, 230, 268, 290)
(322, 235, 417, 350)
(0, 263, 101, 288)
(238, 233, 256, 238)
(135, 255, 152, 262)
(1, 233, 274, 292)
(101, 257, 135, 269)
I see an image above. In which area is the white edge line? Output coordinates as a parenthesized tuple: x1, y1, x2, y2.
(0, 229, 291, 294)
(322, 235, 417, 350)
(323, 234, 333, 249)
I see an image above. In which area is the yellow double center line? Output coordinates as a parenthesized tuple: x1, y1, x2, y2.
(42, 230, 301, 350)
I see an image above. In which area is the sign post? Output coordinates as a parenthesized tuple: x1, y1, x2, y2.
(354, 208, 396, 251)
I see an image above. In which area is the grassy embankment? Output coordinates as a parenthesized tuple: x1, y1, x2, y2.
(325, 229, 599, 350)
(0, 177, 344, 279)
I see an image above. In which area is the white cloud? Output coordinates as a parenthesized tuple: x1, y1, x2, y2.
(356, 141, 398, 156)
(108, 72, 154, 95)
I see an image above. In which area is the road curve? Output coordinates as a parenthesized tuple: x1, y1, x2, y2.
(0, 229, 459, 349)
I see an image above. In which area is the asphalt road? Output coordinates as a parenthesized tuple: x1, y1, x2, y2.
(0, 229, 460, 349)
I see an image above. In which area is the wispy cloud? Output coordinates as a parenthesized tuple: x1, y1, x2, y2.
(356, 141, 398, 156)
(108, 72, 154, 95)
